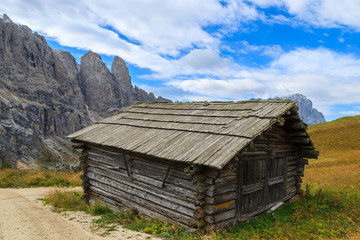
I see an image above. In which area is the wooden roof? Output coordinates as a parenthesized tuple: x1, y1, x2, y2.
(68, 100, 297, 169)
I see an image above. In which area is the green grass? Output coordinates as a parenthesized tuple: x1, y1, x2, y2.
(42, 186, 360, 239)
(0, 169, 82, 188)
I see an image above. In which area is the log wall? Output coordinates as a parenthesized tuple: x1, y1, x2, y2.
(81, 143, 198, 230)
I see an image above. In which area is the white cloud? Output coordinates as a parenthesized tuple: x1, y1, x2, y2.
(270, 48, 360, 78)
(168, 78, 264, 97)
(339, 111, 360, 115)
(164, 47, 360, 115)
(238, 41, 283, 58)
(0, 0, 262, 74)
(250, 0, 360, 30)
(1, 0, 360, 117)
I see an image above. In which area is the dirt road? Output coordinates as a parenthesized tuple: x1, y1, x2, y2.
(0, 188, 158, 240)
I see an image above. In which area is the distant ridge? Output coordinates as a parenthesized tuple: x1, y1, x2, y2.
(251, 94, 326, 125)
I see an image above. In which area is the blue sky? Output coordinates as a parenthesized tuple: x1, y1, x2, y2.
(1, 0, 360, 121)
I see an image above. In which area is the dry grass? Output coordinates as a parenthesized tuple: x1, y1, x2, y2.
(0, 169, 82, 188)
(43, 189, 88, 212)
(304, 115, 360, 191)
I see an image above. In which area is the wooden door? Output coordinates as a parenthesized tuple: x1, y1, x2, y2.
(238, 159, 267, 214)
(237, 157, 286, 215)
(267, 157, 286, 205)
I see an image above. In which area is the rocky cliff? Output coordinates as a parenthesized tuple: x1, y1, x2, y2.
(0, 14, 169, 168)
(256, 94, 326, 125)
(278, 94, 326, 125)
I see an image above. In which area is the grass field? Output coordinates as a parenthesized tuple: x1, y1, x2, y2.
(304, 115, 360, 191)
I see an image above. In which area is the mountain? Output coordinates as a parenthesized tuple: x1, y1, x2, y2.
(0, 14, 169, 169)
(252, 94, 326, 126)
(274, 94, 326, 125)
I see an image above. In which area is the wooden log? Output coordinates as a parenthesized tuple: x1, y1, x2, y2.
(204, 209, 236, 224)
(300, 150, 319, 158)
(194, 182, 208, 193)
(287, 121, 308, 130)
(192, 173, 207, 183)
(298, 159, 309, 165)
(286, 175, 297, 182)
(205, 184, 236, 198)
(286, 186, 297, 193)
(297, 167, 305, 173)
(289, 131, 307, 137)
(205, 191, 236, 205)
(204, 200, 235, 215)
(287, 169, 297, 176)
(205, 177, 214, 185)
(72, 142, 86, 149)
(184, 165, 206, 175)
(239, 151, 268, 156)
(275, 117, 286, 126)
(291, 137, 310, 144)
(206, 169, 219, 178)
(193, 207, 205, 219)
(195, 199, 206, 206)
(214, 176, 237, 185)
(287, 160, 298, 167)
(286, 180, 297, 188)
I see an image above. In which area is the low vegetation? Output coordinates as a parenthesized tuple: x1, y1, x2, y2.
(43, 185, 360, 239)
(0, 169, 81, 188)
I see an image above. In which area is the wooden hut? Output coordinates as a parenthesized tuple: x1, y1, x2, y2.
(67, 100, 318, 231)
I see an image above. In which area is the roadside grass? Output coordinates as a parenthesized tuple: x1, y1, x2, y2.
(43, 185, 360, 240)
(0, 169, 81, 188)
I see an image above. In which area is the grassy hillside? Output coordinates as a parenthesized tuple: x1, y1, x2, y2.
(304, 115, 360, 191)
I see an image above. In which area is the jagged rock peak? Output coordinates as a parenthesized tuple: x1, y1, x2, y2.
(275, 93, 326, 125)
(80, 51, 119, 116)
(112, 56, 132, 94)
(1, 13, 12, 23)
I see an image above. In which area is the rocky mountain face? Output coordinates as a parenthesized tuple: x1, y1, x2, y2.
(0, 14, 169, 169)
(257, 94, 326, 125)
(277, 94, 326, 125)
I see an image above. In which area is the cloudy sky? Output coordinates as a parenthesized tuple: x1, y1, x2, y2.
(1, 0, 360, 121)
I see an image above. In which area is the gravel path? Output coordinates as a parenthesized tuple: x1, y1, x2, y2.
(0, 187, 158, 240)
